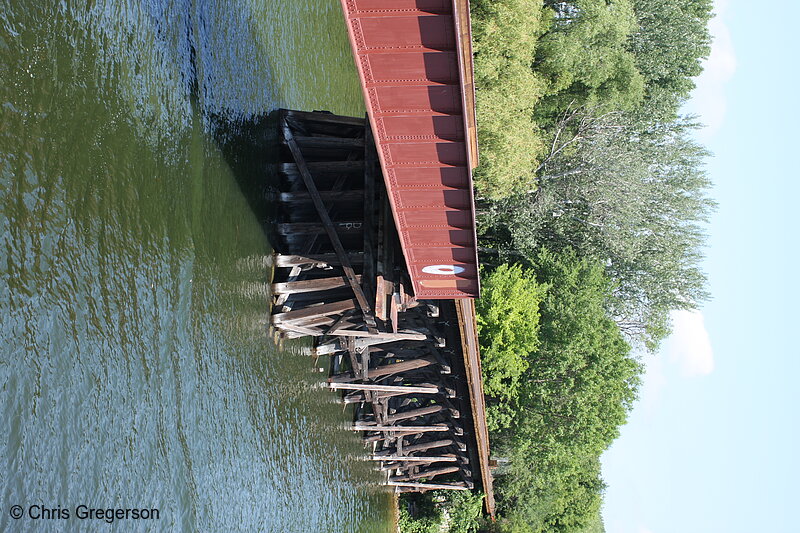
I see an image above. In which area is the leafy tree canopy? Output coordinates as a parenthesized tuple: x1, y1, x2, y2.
(477, 263, 546, 432)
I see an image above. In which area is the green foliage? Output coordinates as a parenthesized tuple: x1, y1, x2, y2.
(521, 249, 641, 451)
(535, 0, 645, 117)
(629, 0, 714, 118)
(441, 490, 487, 533)
(477, 252, 638, 532)
(469, 0, 715, 199)
(482, 111, 715, 349)
(477, 264, 546, 432)
(501, 451, 605, 533)
(467, 0, 713, 529)
(398, 491, 486, 533)
(575, 510, 606, 533)
(471, 0, 549, 198)
(398, 497, 443, 533)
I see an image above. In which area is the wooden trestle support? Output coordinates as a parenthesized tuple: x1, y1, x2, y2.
(270, 110, 478, 493)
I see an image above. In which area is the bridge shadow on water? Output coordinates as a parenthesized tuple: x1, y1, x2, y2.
(209, 111, 283, 243)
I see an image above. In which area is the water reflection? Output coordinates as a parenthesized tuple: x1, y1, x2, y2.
(1, 0, 385, 531)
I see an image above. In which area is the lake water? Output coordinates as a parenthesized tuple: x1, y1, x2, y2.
(0, 0, 395, 531)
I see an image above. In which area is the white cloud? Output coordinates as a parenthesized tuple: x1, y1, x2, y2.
(687, 0, 737, 138)
(664, 310, 715, 377)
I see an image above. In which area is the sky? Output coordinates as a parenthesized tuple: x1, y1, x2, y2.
(600, 1, 800, 532)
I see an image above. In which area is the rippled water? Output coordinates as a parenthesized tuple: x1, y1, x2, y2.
(0, 1, 393, 531)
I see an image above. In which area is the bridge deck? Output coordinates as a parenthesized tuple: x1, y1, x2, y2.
(339, 0, 480, 299)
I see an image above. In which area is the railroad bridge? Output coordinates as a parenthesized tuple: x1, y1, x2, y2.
(269, 0, 495, 517)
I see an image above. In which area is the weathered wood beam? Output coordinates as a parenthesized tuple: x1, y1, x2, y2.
(324, 312, 356, 335)
(272, 276, 361, 294)
(325, 329, 427, 341)
(401, 439, 456, 454)
(276, 222, 363, 235)
(292, 135, 365, 149)
(352, 335, 431, 352)
(352, 424, 450, 433)
(272, 275, 360, 295)
(278, 323, 323, 337)
(278, 161, 364, 177)
(283, 123, 376, 330)
(314, 341, 343, 356)
(272, 299, 357, 324)
(375, 436, 454, 455)
(284, 109, 366, 127)
(329, 355, 437, 383)
(343, 384, 455, 404)
(274, 253, 364, 268)
(327, 383, 439, 394)
(370, 455, 457, 462)
(279, 191, 363, 203)
(386, 481, 468, 491)
(390, 465, 461, 482)
(385, 405, 444, 424)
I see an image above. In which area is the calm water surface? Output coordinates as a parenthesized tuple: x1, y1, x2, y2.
(0, 1, 392, 531)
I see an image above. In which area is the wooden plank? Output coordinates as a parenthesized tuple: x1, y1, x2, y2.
(345, 338, 363, 396)
(325, 312, 355, 335)
(329, 355, 437, 383)
(363, 118, 377, 319)
(314, 341, 343, 356)
(385, 405, 444, 424)
(375, 275, 387, 321)
(390, 289, 400, 333)
(278, 161, 364, 176)
(293, 135, 365, 149)
(352, 335, 429, 352)
(399, 277, 412, 311)
(278, 323, 324, 337)
(272, 299, 357, 324)
(372, 455, 457, 462)
(402, 439, 455, 454)
(361, 346, 372, 382)
(283, 122, 376, 330)
(345, 387, 425, 404)
(274, 253, 364, 267)
(272, 275, 359, 295)
(323, 329, 427, 341)
(352, 424, 450, 433)
(390, 465, 461, 482)
(328, 383, 439, 394)
(284, 109, 366, 127)
(343, 384, 456, 404)
(275, 314, 337, 329)
(386, 482, 468, 491)
(279, 191, 363, 203)
(276, 222, 363, 235)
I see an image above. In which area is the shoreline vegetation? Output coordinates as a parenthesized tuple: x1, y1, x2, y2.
(398, 1, 714, 532)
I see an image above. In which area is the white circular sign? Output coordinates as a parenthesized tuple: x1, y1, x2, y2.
(421, 264, 466, 276)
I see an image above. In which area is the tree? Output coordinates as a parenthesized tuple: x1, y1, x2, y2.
(481, 109, 715, 349)
(629, 0, 714, 118)
(471, 0, 550, 198)
(535, 0, 645, 118)
(484, 251, 639, 533)
(477, 264, 546, 432)
(519, 249, 640, 451)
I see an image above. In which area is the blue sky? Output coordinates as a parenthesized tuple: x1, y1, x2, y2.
(601, 1, 800, 531)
